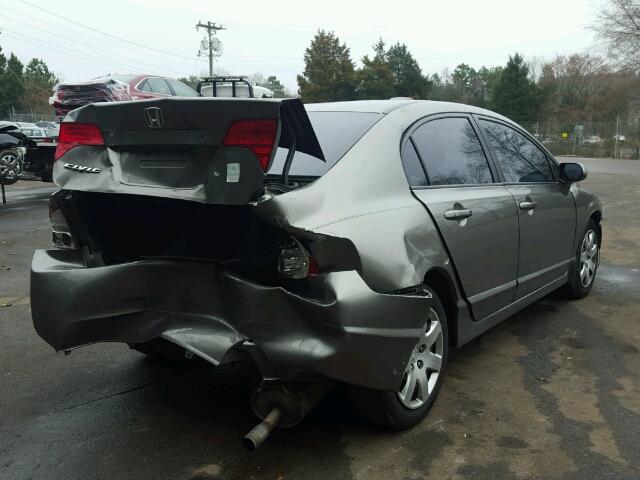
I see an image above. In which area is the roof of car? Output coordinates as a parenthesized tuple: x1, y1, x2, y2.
(305, 99, 512, 122)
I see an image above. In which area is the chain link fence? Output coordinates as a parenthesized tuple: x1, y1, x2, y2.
(521, 120, 640, 160)
(3, 111, 58, 124)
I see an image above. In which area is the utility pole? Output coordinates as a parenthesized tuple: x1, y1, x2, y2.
(196, 21, 225, 77)
(614, 115, 620, 160)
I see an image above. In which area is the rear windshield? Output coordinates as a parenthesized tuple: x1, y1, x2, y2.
(267, 111, 383, 177)
(93, 75, 136, 83)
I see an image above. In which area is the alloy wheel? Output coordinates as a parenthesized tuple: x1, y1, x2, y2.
(0, 151, 21, 180)
(579, 229, 598, 288)
(397, 308, 444, 409)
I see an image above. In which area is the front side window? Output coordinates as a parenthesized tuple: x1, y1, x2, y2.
(410, 117, 493, 185)
(479, 120, 553, 183)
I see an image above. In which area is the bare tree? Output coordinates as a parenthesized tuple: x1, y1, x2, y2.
(592, 0, 640, 71)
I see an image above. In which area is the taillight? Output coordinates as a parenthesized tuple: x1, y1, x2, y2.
(223, 119, 277, 171)
(54, 123, 104, 161)
(278, 238, 319, 279)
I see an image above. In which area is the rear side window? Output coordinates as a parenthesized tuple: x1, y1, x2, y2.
(479, 120, 553, 183)
(168, 79, 198, 97)
(411, 117, 493, 185)
(268, 111, 383, 177)
(145, 78, 172, 96)
(401, 140, 429, 187)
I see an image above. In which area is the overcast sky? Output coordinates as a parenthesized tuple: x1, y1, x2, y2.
(0, 0, 601, 90)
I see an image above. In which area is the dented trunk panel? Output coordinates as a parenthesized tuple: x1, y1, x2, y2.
(54, 98, 324, 205)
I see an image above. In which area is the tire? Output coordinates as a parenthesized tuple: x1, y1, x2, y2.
(40, 170, 53, 183)
(348, 288, 449, 429)
(0, 148, 22, 186)
(562, 219, 600, 299)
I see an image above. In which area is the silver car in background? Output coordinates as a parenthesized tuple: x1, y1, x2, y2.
(30, 98, 602, 447)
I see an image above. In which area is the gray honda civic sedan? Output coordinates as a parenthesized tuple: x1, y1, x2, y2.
(31, 97, 601, 447)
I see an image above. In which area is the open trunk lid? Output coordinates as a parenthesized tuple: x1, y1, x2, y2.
(53, 97, 324, 205)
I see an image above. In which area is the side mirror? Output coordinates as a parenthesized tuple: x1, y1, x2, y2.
(559, 162, 587, 183)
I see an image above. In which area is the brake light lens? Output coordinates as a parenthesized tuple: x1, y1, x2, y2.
(54, 123, 105, 161)
(223, 119, 277, 171)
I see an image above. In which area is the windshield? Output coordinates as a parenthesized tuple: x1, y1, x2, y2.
(267, 111, 383, 177)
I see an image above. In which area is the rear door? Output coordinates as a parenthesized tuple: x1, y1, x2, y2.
(405, 115, 519, 320)
(476, 118, 576, 298)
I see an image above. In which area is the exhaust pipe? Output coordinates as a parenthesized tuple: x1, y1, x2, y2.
(241, 382, 333, 451)
(241, 406, 283, 451)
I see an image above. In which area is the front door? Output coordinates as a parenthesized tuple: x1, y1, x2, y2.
(405, 115, 519, 320)
(477, 118, 576, 298)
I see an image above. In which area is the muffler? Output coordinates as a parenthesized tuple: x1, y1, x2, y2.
(241, 382, 333, 451)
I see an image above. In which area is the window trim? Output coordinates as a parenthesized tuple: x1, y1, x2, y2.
(400, 137, 430, 187)
(472, 114, 560, 185)
(400, 112, 500, 189)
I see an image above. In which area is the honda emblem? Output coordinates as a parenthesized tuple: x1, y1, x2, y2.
(144, 107, 164, 129)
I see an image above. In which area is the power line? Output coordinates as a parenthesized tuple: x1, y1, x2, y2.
(2, 4, 194, 70)
(0, 13, 185, 77)
(18, 0, 197, 61)
(0, 29, 159, 75)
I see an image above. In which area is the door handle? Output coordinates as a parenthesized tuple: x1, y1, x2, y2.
(519, 201, 537, 210)
(444, 208, 472, 220)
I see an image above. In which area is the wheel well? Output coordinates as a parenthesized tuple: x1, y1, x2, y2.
(423, 268, 458, 346)
(589, 210, 603, 245)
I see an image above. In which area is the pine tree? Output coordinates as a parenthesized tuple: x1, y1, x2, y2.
(0, 53, 25, 116)
(357, 39, 395, 99)
(491, 53, 540, 123)
(386, 43, 431, 99)
(264, 75, 286, 98)
(297, 30, 357, 102)
(22, 58, 59, 113)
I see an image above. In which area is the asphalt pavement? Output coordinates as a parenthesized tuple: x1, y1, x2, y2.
(1, 158, 639, 480)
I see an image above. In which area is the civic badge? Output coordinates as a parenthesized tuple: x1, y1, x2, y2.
(64, 163, 101, 173)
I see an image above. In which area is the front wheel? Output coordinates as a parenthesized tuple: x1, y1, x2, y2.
(348, 288, 448, 429)
(562, 219, 600, 299)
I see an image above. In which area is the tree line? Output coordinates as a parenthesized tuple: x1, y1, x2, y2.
(0, 0, 637, 156)
(0, 46, 59, 118)
(296, 30, 639, 132)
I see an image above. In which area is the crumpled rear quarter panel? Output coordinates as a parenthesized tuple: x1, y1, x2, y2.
(31, 249, 431, 391)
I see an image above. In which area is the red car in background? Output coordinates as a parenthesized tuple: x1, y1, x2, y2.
(51, 75, 198, 120)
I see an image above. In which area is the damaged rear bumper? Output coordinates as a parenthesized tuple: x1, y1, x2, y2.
(31, 249, 431, 391)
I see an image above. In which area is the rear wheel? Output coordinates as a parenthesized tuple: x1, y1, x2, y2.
(348, 288, 448, 429)
(562, 219, 600, 298)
